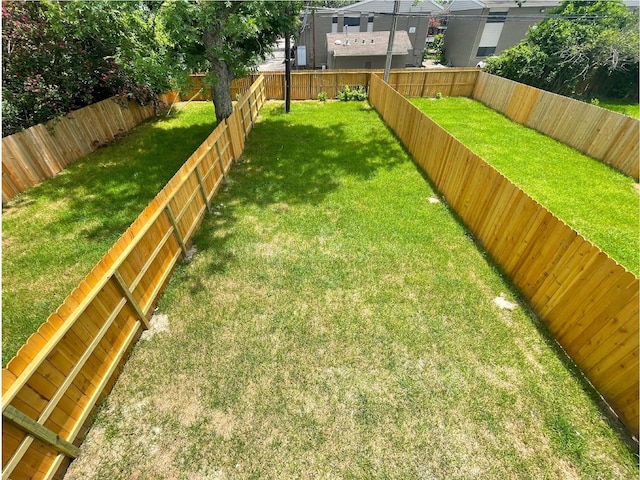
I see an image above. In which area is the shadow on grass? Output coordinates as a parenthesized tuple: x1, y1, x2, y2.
(191, 103, 405, 274)
(7, 111, 217, 244)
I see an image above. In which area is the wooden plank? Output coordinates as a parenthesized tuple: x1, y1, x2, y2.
(550, 255, 620, 339)
(543, 250, 611, 335)
(529, 235, 591, 310)
(2, 406, 79, 459)
(512, 219, 573, 297)
(562, 273, 637, 354)
(587, 317, 638, 392)
(112, 271, 150, 331)
(3, 438, 57, 480)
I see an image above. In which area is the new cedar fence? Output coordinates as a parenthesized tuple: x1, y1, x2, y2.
(368, 73, 639, 437)
(472, 72, 639, 180)
(1, 75, 266, 480)
(188, 68, 480, 101)
(216, 69, 639, 180)
(1, 69, 480, 204)
(2, 93, 176, 204)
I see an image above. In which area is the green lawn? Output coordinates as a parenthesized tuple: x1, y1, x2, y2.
(598, 99, 640, 118)
(410, 97, 639, 275)
(64, 101, 637, 480)
(2, 102, 216, 366)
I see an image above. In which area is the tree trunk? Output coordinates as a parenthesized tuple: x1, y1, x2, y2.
(204, 27, 234, 123)
(210, 59, 234, 123)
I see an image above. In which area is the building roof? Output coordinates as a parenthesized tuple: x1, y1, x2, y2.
(443, 0, 485, 11)
(333, 0, 444, 14)
(327, 31, 413, 57)
(443, 0, 637, 12)
(443, 0, 559, 11)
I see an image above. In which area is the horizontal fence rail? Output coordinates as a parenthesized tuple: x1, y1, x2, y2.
(368, 73, 639, 437)
(472, 72, 640, 180)
(0, 95, 176, 204)
(1, 75, 266, 480)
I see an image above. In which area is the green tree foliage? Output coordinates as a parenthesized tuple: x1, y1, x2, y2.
(2, 1, 170, 135)
(485, 1, 639, 99)
(158, 0, 301, 122)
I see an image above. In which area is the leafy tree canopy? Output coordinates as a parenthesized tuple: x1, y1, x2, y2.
(2, 0, 170, 135)
(2, 0, 302, 134)
(485, 0, 639, 99)
(158, 0, 301, 122)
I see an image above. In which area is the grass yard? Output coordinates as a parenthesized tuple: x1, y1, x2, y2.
(410, 97, 639, 275)
(2, 102, 216, 366)
(64, 101, 637, 480)
(598, 99, 640, 119)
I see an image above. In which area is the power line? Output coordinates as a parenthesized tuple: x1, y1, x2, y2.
(306, 7, 638, 21)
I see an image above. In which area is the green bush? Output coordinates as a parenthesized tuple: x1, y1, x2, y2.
(337, 85, 367, 101)
(317, 91, 327, 102)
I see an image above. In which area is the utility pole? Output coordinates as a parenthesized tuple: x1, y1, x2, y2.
(285, 32, 291, 113)
(312, 7, 316, 70)
(383, 0, 400, 83)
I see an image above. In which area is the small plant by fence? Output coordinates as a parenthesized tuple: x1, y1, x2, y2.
(1, 75, 266, 480)
(368, 73, 639, 437)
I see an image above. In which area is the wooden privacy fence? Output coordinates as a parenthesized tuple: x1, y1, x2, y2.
(1, 75, 266, 480)
(182, 68, 480, 101)
(368, 73, 639, 437)
(1, 69, 477, 205)
(472, 72, 640, 180)
(1, 94, 175, 204)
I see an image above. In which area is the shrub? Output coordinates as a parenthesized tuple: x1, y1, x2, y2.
(317, 91, 327, 102)
(337, 85, 367, 101)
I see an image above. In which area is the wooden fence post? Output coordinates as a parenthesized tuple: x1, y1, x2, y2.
(113, 270, 151, 329)
(215, 142, 228, 179)
(164, 205, 187, 257)
(194, 165, 211, 212)
(3, 405, 80, 459)
(226, 117, 243, 161)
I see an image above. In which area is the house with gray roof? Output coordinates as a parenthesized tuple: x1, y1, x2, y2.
(296, 0, 444, 69)
(326, 30, 413, 69)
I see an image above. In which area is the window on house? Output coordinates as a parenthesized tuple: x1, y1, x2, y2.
(367, 16, 374, 33)
(476, 46, 496, 57)
(476, 10, 506, 58)
(344, 16, 360, 27)
(332, 16, 338, 33)
(486, 11, 508, 23)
